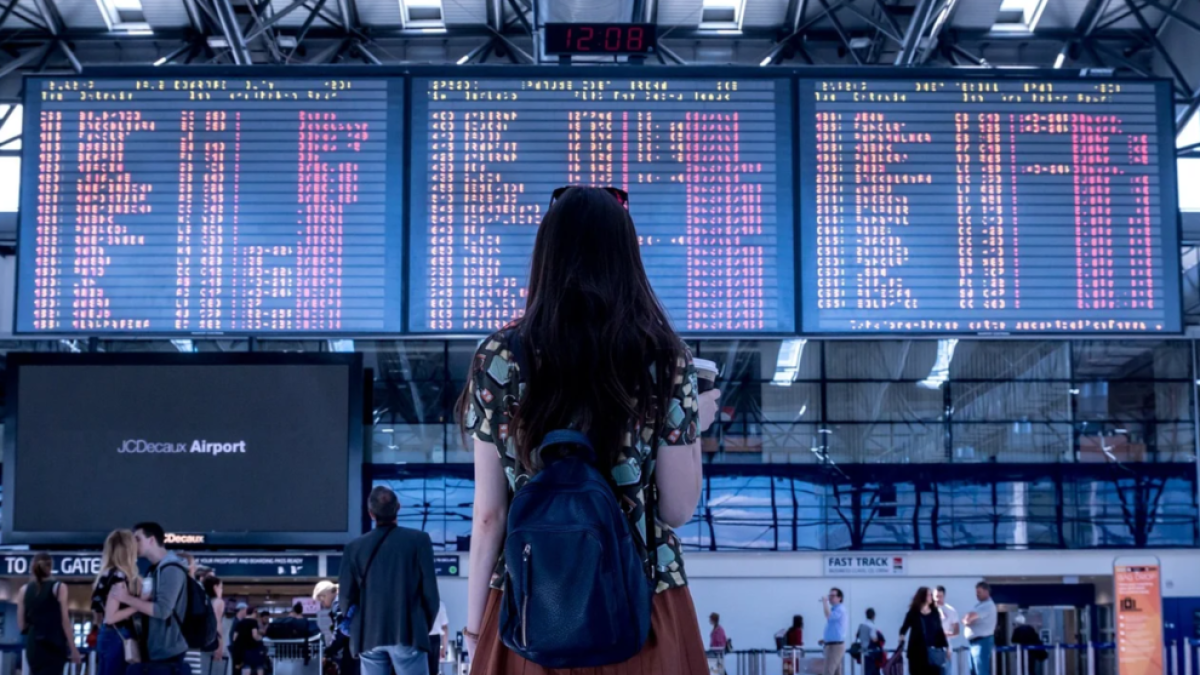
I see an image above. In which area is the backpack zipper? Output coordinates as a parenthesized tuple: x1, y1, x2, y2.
(520, 543, 531, 649)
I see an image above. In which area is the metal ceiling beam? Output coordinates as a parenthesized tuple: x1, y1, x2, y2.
(0, 0, 20, 30)
(1122, 0, 1193, 97)
(245, 0, 308, 41)
(30, 0, 63, 35)
(210, 0, 254, 64)
(817, 0, 862, 65)
(286, 0, 330, 62)
(894, 0, 938, 65)
(57, 40, 81, 73)
(486, 0, 503, 31)
(784, 0, 807, 34)
(0, 45, 50, 83)
(916, 0, 960, 64)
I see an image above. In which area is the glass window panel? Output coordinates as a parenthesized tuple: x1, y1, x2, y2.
(369, 424, 449, 463)
(696, 340, 821, 382)
(952, 382, 1071, 421)
(759, 382, 820, 422)
(951, 423, 1072, 462)
(824, 341, 939, 380)
(356, 341, 447, 382)
(372, 377, 453, 425)
(759, 423, 819, 464)
(825, 422, 946, 463)
(1074, 381, 1192, 423)
(704, 475, 782, 550)
(825, 382, 944, 422)
(448, 340, 483, 381)
(1155, 422, 1196, 463)
(950, 341, 1069, 380)
(1072, 340, 1192, 380)
(255, 340, 324, 352)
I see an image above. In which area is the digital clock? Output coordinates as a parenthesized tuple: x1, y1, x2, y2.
(543, 23, 657, 55)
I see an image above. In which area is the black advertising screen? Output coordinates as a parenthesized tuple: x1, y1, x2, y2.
(18, 75, 404, 335)
(2, 353, 363, 546)
(798, 77, 1181, 334)
(408, 75, 796, 334)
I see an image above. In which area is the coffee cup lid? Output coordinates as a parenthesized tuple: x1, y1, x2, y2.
(693, 358, 719, 374)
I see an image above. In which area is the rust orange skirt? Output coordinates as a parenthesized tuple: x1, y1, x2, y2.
(470, 587, 710, 675)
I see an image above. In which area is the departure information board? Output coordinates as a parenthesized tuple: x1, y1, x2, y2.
(408, 76, 795, 334)
(18, 76, 404, 334)
(798, 78, 1181, 334)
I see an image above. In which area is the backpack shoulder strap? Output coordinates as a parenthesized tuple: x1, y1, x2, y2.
(157, 561, 189, 624)
(359, 526, 397, 588)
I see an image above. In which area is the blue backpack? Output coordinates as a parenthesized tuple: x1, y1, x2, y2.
(499, 429, 656, 668)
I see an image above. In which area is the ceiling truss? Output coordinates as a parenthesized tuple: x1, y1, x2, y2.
(0, 0, 1196, 150)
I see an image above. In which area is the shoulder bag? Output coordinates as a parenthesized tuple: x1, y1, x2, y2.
(338, 525, 397, 641)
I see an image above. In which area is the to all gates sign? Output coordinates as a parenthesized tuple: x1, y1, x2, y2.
(824, 554, 906, 576)
(0, 554, 103, 578)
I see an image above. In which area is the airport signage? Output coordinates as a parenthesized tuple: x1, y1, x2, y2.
(195, 555, 320, 578)
(1114, 559, 1164, 675)
(325, 554, 460, 578)
(824, 554, 906, 576)
(0, 553, 102, 578)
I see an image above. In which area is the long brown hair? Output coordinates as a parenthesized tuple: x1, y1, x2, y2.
(95, 529, 142, 596)
(459, 187, 685, 474)
(908, 586, 934, 615)
(31, 552, 53, 587)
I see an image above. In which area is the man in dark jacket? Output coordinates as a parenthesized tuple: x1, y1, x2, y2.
(1011, 614, 1047, 675)
(338, 486, 439, 675)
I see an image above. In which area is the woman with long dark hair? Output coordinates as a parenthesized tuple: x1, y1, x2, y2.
(459, 186, 721, 674)
(900, 587, 950, 675)
(18, 553, 82, 675)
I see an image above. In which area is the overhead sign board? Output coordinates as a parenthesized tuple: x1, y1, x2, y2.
(0, 553, 103, 578)
(325, 554, 459, 578)
(824, 554, 906, 576)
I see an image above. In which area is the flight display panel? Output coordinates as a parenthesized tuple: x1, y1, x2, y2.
(798, 78, 1181, 334)
(409, 75, 795, 334)
(18, 75, 404, 334)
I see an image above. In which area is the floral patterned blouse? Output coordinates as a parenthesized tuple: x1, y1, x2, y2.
(465, 331, 700, 593)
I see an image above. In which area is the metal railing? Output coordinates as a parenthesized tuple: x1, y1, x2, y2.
(724, 640, 1200, 675)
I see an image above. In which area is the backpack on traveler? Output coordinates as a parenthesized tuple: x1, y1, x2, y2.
(158, 562, 218, 650)
(499, 430, 654, 668)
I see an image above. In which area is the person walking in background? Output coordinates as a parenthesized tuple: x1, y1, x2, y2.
(232, 606, 266, 675)
(111, 522, 193, 675)
(1010, 614, 1046, 675)
(900, 588, 949, 675)
(937, 587, 966, 675)
(229, 603, 250, 675)
(819, 589, 849, 675)
(427, 601, 449, 675)
(93, 530, 143, 675)
(19, 553, 82, 675)
(200, 577, 227, 675)
(856, 609, 883, 675)
(338, 486, 439, 675)
(312, 582, 338, 647)
(963, 582, 997, 675)
(179, 553, 198, 579)
(785, 616, 804, 647)
(458, 187, 721, 675)
(708, 613, 728, 653)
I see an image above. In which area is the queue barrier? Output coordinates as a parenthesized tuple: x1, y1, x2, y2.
(263, 636, 324, 675)
(725, 641, 1200, 675)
